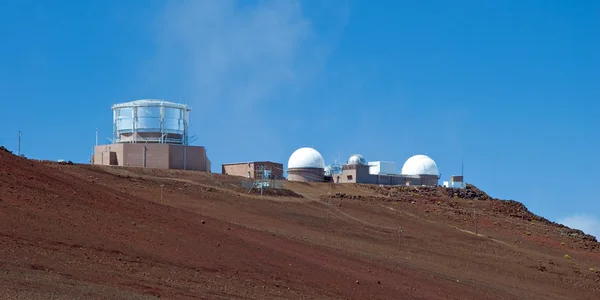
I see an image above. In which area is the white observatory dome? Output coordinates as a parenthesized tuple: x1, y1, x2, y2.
(288, 147, 325, 169)
(401, 154, 439, 176)
(348, 154, 367, 165)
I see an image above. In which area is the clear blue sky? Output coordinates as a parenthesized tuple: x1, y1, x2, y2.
(1, 0, 598, 236)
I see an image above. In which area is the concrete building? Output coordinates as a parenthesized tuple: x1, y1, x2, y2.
(91, 99, 211, 171)
(93, 143, 210, 170)
(334, 154, 439, 186)
(368, 161, 396, 175)
(222, 161, 283, 179)
(443, 175, 465, 188)
(287, 147, 326, 182)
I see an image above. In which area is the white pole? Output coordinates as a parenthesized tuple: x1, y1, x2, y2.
(161, 184, 164, 204)
(18, 131, 21, 156)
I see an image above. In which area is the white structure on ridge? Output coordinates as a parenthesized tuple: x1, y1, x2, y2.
(401, 154, 439, 176)
(443, 175, 466, 189)
(287, 147, 325, 182)
(368, 161, 396, 175)
(335, 153, 440, 186)
(348, 154, 367, 165)
(112, 99, 191, 145)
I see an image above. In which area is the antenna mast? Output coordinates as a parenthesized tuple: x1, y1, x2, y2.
(462, 157, 465, 188)
(18, 131, 21, 156)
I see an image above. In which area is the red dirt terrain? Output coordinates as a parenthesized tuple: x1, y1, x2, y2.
(1, 148, 599, 299)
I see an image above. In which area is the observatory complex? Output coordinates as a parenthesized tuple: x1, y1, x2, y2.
(92, 99, 211, 171)
(285, 147, 457, 187)
(335, 154, 440, 186)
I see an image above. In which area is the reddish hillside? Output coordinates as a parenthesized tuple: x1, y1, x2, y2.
(1, 148, 599, 299)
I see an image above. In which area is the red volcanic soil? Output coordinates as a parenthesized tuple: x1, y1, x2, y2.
(1, 149, 599, 299)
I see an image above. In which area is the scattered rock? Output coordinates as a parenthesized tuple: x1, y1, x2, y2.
(538, 266, 547, 272)
(0, 146, 13, 154)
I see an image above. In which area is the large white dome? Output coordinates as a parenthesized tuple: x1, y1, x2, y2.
(288, 147, 325, 169)
(348, 154, 367, 165)
(401, 154, 439, 176)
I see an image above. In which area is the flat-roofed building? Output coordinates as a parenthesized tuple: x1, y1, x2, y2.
(222, 161, 283, 179)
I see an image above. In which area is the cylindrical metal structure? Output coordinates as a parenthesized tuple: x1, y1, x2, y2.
(112, 99, 190, 145)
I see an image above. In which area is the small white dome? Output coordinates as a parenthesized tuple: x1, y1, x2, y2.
(348, 154, 367, 165)
(288, 147, 325, 169)
(401, 154, 439, 176)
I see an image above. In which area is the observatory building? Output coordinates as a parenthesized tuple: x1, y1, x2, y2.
(400, 154, 440, 186)
(334, 154, 440, 186)
(222, 161, 284, 179)
(92, 99, 211, 171)
(443, 175, 465, 189)
(287, 147, 325, 182)
(347, 154, 367, 165)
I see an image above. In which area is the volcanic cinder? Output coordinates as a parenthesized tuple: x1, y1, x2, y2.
(0, 148, 598, 299)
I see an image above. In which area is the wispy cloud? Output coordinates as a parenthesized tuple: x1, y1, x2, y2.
(140, 0, 348, 163)
(558, 214, 600, 238)
(150, 0, 346, 111)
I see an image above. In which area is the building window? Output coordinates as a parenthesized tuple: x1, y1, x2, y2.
(263, 170, 272, 179)
(347, 175, 353, 180)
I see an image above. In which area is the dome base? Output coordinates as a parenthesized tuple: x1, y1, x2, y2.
(287, 168, 325, 182)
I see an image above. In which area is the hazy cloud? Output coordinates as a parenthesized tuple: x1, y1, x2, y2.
(140, 0, 348, 164)
(151, 0, 344, 112)
(559, 214, 600, 238)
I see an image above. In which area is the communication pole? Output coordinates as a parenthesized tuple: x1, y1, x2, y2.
(461, 157, 464, 180)
(18, 131, 21, 156)
(461, 157, 465, 188)
(160, 184, 164, 204)
(95, 128, 98, 146)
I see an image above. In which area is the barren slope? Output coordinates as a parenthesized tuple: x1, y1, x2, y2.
(1, 150, 599, 299)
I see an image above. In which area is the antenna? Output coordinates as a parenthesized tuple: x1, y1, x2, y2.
(18, 131, 21, 156)
(462, 156, 465, 188)
(95, 128, 98, 146)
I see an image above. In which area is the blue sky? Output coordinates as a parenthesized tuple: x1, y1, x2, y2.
(1, 0, 599, 237)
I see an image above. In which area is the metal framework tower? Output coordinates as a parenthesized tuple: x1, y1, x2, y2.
(111, 99, 191, 145)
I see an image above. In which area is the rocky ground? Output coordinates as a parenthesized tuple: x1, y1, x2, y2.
(1, 149, 599, 299)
